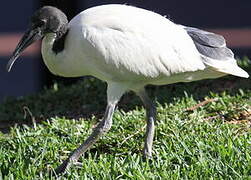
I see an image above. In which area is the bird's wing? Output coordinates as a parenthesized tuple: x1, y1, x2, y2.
(83, 24, 206, 78)
(184, 26, 234, 60)
(77, 20, 208, 81)
(184, 26, 249, 78)
(69, 4, 207, 82)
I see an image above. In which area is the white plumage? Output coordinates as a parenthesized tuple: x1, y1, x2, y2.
(8, 4, 249, 174)
(42, 5, 248, 90)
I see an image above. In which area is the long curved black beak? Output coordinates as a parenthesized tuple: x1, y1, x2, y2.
(6, 28, 42, 72)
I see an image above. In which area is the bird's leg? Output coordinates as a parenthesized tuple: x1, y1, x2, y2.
(55, 83, 125, 174)
(137, 89, 156, 158)
(55, 103, 116, 174)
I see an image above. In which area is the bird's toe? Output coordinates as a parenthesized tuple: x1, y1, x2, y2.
(54, 159, 70, 175)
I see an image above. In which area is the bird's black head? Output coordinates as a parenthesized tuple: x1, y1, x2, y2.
(31, 6, 68, 34)
(7, 6, 68, 72)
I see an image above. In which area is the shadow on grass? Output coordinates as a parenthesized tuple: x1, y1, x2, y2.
(0, 64, 250, 133)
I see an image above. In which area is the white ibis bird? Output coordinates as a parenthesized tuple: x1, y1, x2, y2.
(7, 4, 249, 174)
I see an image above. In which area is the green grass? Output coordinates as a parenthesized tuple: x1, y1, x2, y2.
(0, 59, 250, 179)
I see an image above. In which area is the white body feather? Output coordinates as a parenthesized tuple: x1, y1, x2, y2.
(42, 4, 248, 91)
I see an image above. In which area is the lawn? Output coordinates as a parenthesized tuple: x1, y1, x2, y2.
(0, 59, 250, 179)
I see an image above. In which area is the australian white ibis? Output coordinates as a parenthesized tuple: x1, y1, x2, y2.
(7, 4, 249, 174)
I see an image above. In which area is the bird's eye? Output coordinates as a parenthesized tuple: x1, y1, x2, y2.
(36, 19, 46, 27)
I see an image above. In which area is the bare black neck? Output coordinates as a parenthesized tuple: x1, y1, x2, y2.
(52, 25, 69, 54)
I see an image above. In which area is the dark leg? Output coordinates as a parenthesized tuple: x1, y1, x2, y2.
(137, 89, 156, 158)
(55, 82, 126, 174)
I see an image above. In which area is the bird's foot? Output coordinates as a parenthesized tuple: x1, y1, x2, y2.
(54, 159, 71, 175)
(75, 162, 83, 168)
(143, 149, 152, 159)
(53, 158, 83, 175)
